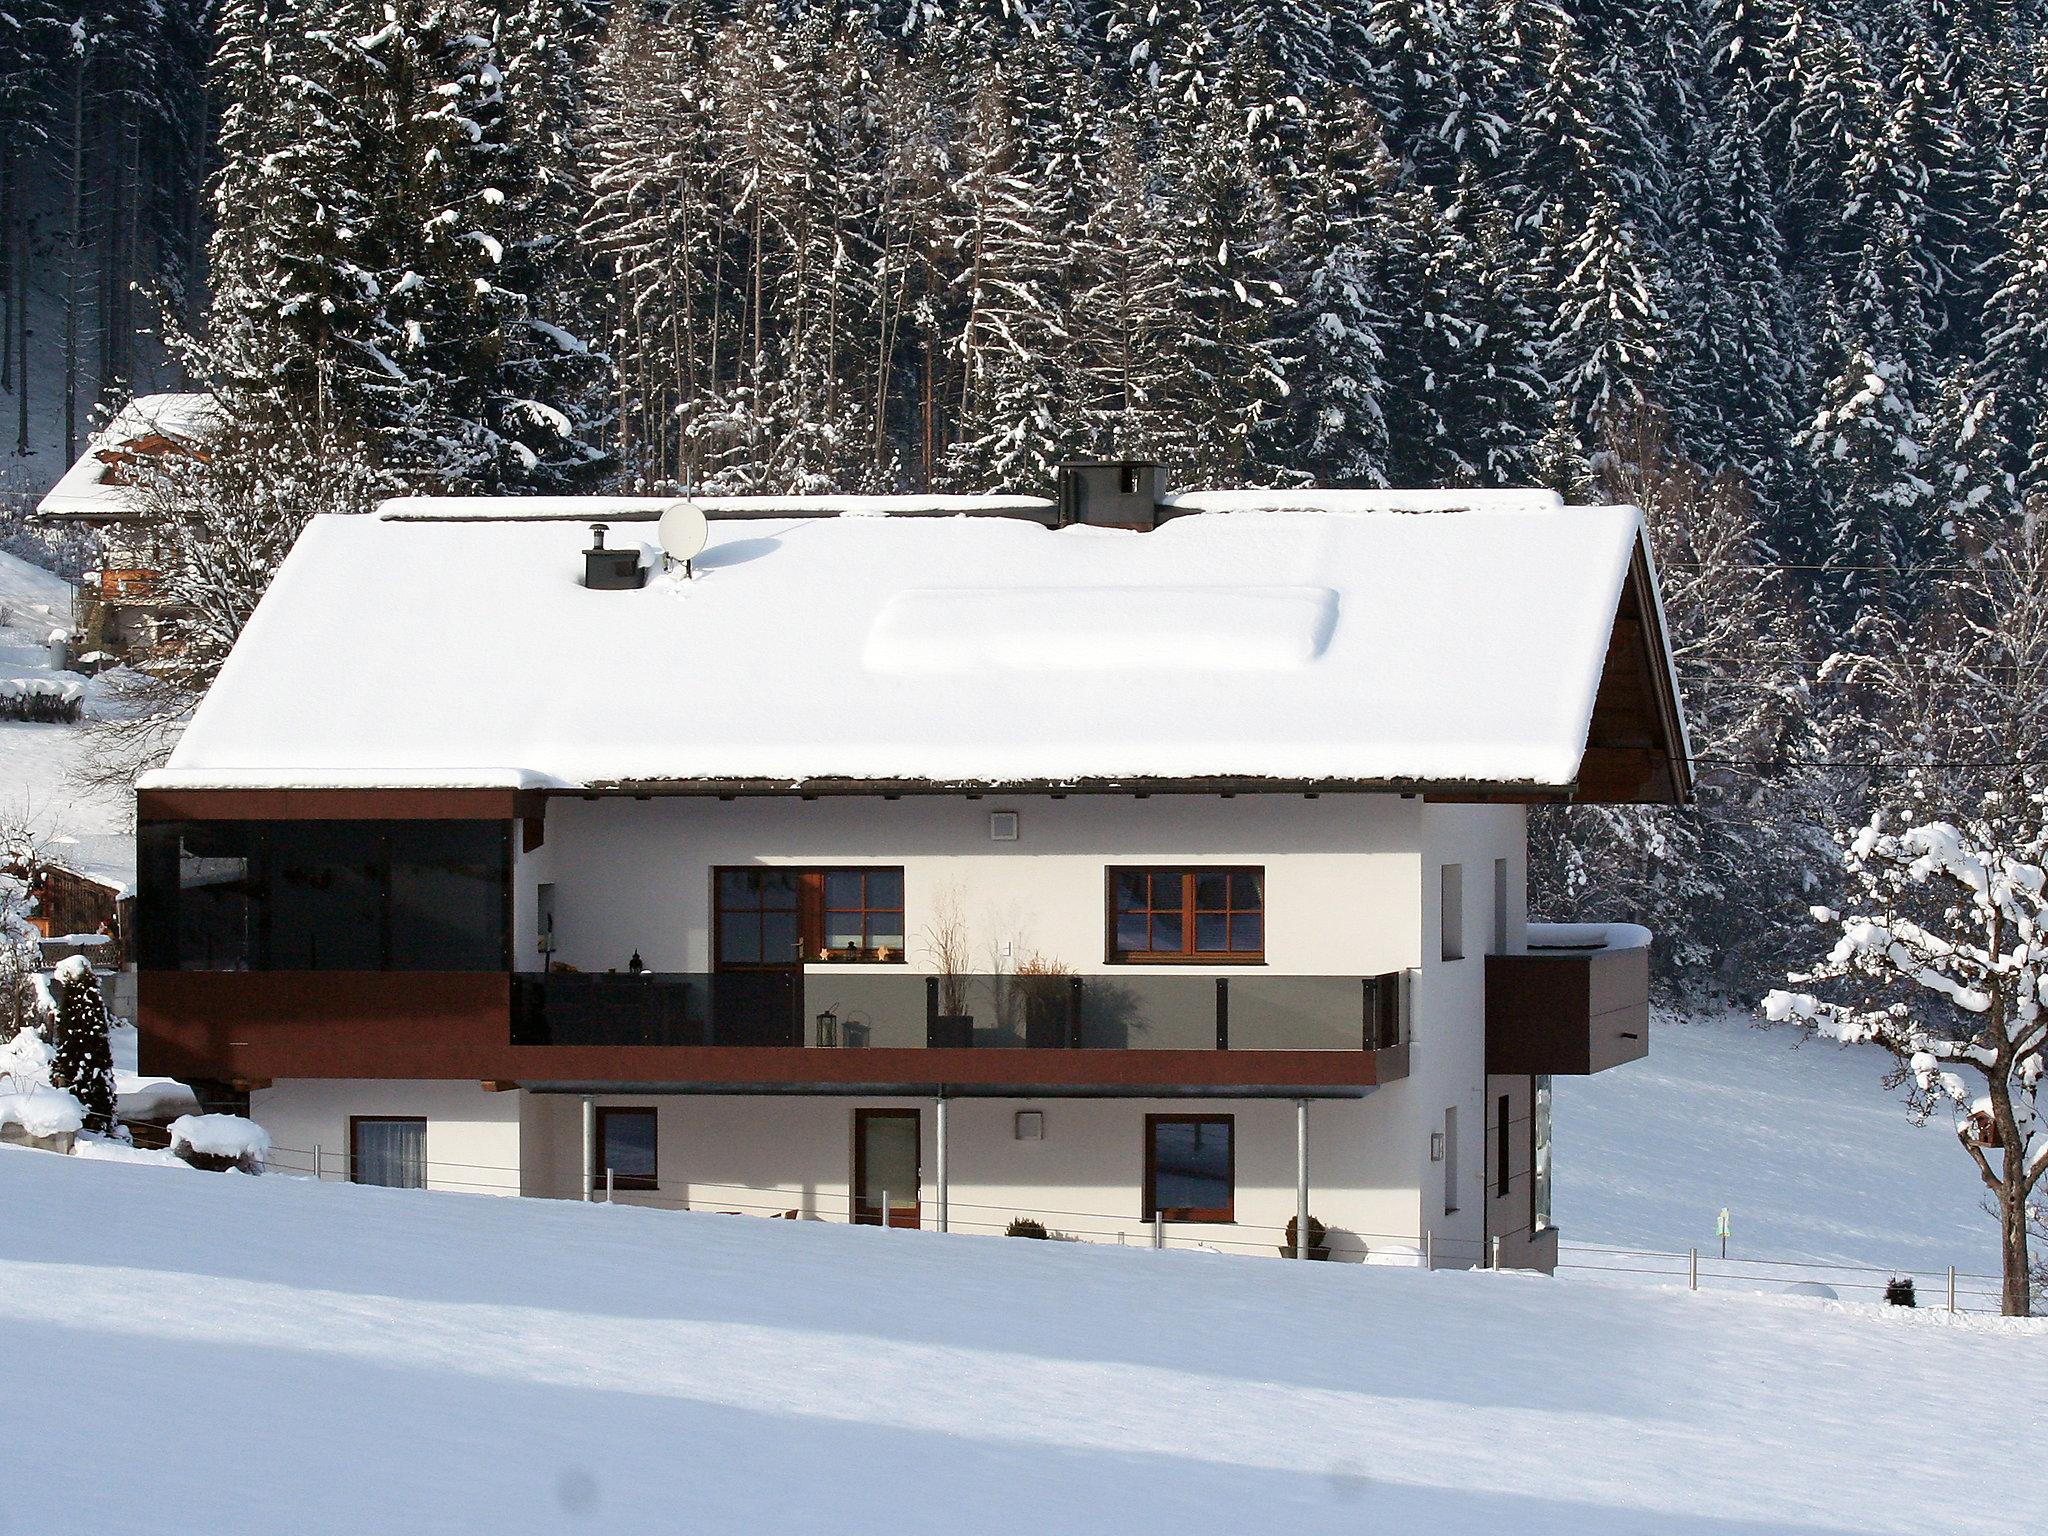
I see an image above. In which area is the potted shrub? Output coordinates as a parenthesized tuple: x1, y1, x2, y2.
(925, 891, 974, 1047)
(1280, 1214, 1331, 1260)
(1015, 953, 1076, 1049)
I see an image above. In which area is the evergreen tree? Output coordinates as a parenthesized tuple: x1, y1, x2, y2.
(47, 956, 115, 1135)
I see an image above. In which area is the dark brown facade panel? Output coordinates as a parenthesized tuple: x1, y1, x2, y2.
(1484, 947, 1651, 1076)
(138, 787, 526, 822)
(139, 972, 1396, 1090)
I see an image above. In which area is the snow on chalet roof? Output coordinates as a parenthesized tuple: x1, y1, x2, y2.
(35, 392, 217, 521)
(145, 493, 1674, 793)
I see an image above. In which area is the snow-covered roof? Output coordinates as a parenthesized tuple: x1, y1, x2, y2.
(380, 493, 1057, 522)
(34, 392, 216, 522)
(145, 495, 1689, 797)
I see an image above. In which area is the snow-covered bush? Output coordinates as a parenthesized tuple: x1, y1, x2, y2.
(168, 1114, 271, 1174)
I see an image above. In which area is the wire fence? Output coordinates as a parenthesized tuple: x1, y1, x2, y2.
(242, 1136, 2012, 1314)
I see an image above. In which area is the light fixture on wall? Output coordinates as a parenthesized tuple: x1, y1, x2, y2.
(990, 810, 1020, 842)
(1015, 1110, 1044, 1141)
(1429, 1131, 1445, 1163)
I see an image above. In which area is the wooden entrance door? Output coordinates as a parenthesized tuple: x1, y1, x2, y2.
(854, 1108, 921, 1227)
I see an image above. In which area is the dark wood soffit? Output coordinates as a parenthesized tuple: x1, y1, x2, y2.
(138, 787, 543, 821)
(579, 776, 1577, 801)
(1573, 545, 1692, 806)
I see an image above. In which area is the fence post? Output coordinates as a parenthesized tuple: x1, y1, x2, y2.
(1153, 1211, 1163, 1250)
(313, 1143, 322, 1183)
(1948, 1266, 1957, 1313)
(1425, 1228, 1433, 1270)
(880, 1188, 889, 1230)
(606, 1167, 615, 1204)
(1689, 1248, 1698, 1292)
(1490, 1235, 1501, 1269)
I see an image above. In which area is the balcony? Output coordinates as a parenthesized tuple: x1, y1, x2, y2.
(513, 970, 1405, 1050)
(1485, 927, 1650, 1076)
(89, 567, 164, 603)
(141, 969, 1410, 1094)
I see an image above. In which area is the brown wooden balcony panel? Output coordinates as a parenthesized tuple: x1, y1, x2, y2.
(1484, 946, 1649, 1075)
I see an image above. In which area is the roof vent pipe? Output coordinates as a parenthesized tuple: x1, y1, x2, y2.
(583, 521, 646, 590)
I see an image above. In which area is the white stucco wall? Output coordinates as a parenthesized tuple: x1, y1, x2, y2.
(261, 791, 1527, 1260)
(249, 1079, 523, 1194)
(520, 1089, 1442, 1262)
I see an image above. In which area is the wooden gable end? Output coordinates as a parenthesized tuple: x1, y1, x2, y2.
(1573, 542, 1691, 805)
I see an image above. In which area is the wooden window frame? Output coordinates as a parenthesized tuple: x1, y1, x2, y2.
(1143, 1113, 1236, 1223)
(1105, 866, 1265, 965)
(713, 866, 906, 968)
(594, 1106, 659, 1192)
(348, 1115, 427, 1189)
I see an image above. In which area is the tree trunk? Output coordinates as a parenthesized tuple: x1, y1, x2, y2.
(2002, 1175, 2032, 1316)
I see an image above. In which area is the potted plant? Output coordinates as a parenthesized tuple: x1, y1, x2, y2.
(925, 891, 974, 1047)
(1280, 1214, 1331, 1260)
(1015, 952, 1077, 1048)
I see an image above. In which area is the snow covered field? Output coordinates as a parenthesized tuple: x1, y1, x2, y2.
(1557, 1010, 2002, 1287)
(0, 1142, 2039, 1536)
(0, 546, 137, 886)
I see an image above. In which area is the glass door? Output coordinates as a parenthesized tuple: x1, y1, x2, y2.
(854, 1108, 920, 1227)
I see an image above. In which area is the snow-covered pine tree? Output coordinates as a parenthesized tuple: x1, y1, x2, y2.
(1796, 278, 1939, 636)
(47, 955, 114, 1135)
(940, 78, 1069, 491)
(1666, 85, 1798, 486)
(1548, 182, 1668, 440)
(1065, 117, 1191, 461)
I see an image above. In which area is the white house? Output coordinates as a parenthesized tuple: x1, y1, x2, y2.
(135, 467, 1687, 1269)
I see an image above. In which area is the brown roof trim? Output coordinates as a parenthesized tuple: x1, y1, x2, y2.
(138, 787, 538, 821)
(575, 776, 1573, 800)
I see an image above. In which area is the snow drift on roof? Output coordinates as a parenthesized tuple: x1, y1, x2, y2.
(154, 502, 1652, 790)
(379, 493, 1056, 522)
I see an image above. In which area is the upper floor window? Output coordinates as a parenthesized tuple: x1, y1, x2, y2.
(1108, 867, 1263, 962)
(715, 867, 905, 966)
(138, 819, 509, 973)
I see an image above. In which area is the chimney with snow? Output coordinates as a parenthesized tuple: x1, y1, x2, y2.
(1056, 461, 1168, 529)
(583, 522, 645, 590)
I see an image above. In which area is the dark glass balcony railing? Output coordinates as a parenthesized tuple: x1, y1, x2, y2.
(510, 970, 1406, 1052)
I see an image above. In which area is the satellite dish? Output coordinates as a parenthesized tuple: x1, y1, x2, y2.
(657, 499, 710, 567)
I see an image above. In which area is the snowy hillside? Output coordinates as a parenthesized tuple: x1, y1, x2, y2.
(1557, 1011, 2003, 1281)
(0, 1144, 2040, 1536)
(0, 547, 137, 885)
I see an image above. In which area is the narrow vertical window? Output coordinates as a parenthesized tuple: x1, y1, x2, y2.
(1492, 857, 1509, 955)
(1443, 1106, 1460, 1214)
(1440, 864, 1465, 962)
(1532, 1076, 1553, 1231)
(1496, 1093, 1512, 1197)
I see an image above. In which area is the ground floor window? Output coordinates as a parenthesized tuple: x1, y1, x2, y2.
(1144, 1114, 1234, 1222)
(596, 1107, 659, 1191)
(351, 1117, 426, 1189)
(1532, 1075, 1553, 1231)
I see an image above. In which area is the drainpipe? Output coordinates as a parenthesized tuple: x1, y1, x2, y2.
(581, 1096, 594, 1202)
(1295, 1098, 1310, 1260)
(935, 1093, 949, 1234)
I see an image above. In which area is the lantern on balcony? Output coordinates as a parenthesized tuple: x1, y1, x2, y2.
(816, 1009, 839, 1048)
